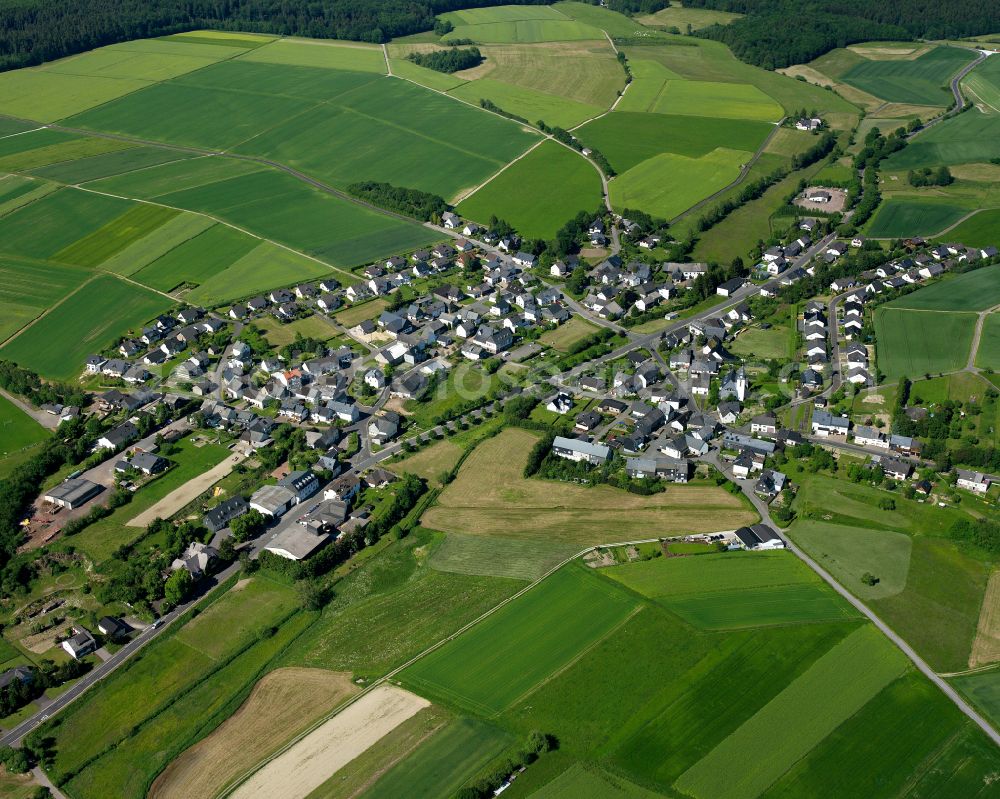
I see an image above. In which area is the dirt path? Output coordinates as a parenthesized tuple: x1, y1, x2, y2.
(127, 452, 245, 528)
(229, 685, 430, 799)
(970, 570, 1000, 669)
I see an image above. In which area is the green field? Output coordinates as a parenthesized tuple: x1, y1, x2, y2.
(638, 3, 743, 30)
(577, 111, 771, 173)
(610, 147, 751, 219)
(675, 626, 908, 799)
(132, 222, 258, 291)
(662, 584, 857, 629)
(51, 203, 179, 268)
(938, 208, 1000, 248)
(840, 46, 975, 106)
(400, 565, 639, 715)
(0, 392, 47, 460)
(953, 668, 1000, 728)
(0, 274, 173, 379)
(0, 257, 91, 342)
(97, 213, 216, 276)
(439, 5, 604, 43)
(554, 1, 657, 38)
(31, 146, 196, 184)
(359, 718, 510, 799)
(530, 764, 663, 798)
(238, 38, 387, 72)
(448, 77, 602, 129)
(429, 532, 577, 582)
(874, 307, 976, 381)
(975, 314, 1000, 370)
(656, 79, 782, 121)
(866, 198, 971, 238)
(538, 316, 599, 350)
(0, 134, 137, 173)
(890, 264, 1000, 311)
(0, 70, 151, 122)
(458, 141, 603, 239)
(885, 110, 1000, 169)
(788, 520, 912, 600)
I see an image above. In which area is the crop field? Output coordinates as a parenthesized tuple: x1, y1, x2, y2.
(840, 46, 975, 106)
(359, 717, 511, 799)
(132, 222, 258, 292)
(149, 668, 358, 799)
(873, 307, 976, 381)
(238, 38, 387, 73)
(429, 532, 577, 581)
(458, 141, 603, 239)
(638, 3, 743, 30)
(439, 5, 604, 43)
(616, 59, 683, 113)
(953, 668, 1000, 727)
(610, 147, 751, 219)
(788, 520, 912, 600)
(448, 77, 602, 129)
(0, 274, 173, 379)
(554, 1, 661, 38)
(66, 614, 313, 799)
(657, 79, 782, 121)
(890, 264, 1000, 311)
(0, 393, 46, 460)
(675, 626, 908, 799)
(389, 57, 469, 91)
(88, 155, 265, 198)
(0, 134, 137, 173)
(538, 316, 598, 350)
(52, 203, 179, 268)
(660, 584, 856, 629)
(422, 429, 756, 546)
(400, 565, 639, 715)
(0, 258, 90, 342)
(97, 213, 215, 275)
(531, 765, 662, 798)
(886, 110, 1000, 169)
(0, 70, 150, 122)
(0, 187, 132, 261)
(866, 198, 970, 237)
(577, 111, 771, 173)
(938, 208, 1000, 248)
(975, 314, 1000, 371)
(31, 146, 197, 184)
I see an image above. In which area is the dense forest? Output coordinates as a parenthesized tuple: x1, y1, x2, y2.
(682, 0, 1000, 69)
(0, 0, 551, 72)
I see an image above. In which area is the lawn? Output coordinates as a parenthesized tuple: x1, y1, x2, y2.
(728, 323, 791, 360)
(458, 141, 603, 239)
(538, 316, 599, 351)
(873, 307, 976, 381)
(840, 46, 976, 106)
(334, 298, 388, 328)
(358, 717, 511, 799)
(254, 314, 337, 347)
(0, 393, 47, 460)
(938, 208, 1000, 248)
(421, 428, 757, 546)
(51, 203, 180, 268)
(132, 222, 258, 292)
(448, 77, 603, 129)
(610, 147, 753, 220)
(975, 313, 1000, 370)
(866, 198, 971, 238)
(399, 564, 639, 715)
(675, 626, 908, 799)
(429, 532, 578, 581)
(788, 520, 912, 600)
(0, 274, 173, 380)
(0, 257, 91, 342)
(889, 264, 1000, 311)
(576, 111, 771, 173)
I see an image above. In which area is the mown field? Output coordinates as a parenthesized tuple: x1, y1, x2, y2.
(457, 141, 604, 239)
(890, 264, 1000, 311)
(421, 428, 757, 548)
(0, 274, 173, 379)
(866, 198, 971, 238)
(874, 307, 976, 381)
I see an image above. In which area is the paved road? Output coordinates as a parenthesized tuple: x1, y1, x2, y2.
(0, 387, 59, 430)
(909, 48, 989, 139)
(705, 450, 1000, 748)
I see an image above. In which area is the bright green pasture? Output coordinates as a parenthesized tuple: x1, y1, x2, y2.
(0, 392, 46, 458)
(132, 222, 257, 292)
(31, 146, 197, 184)
(0, 69, 150, 122)
(429, 532, 577, 582)
(675, 626, 908, 799)
(840, 46, 976, 106)
(866, 198, 970, 237)
(653, 79, 782, 121)
(458, 140, 603, 239)
(64, 614, 312, 799)
(938, 208, 1000, 248)
(0, 258, 90, 342)
(616, 59, 683, 113)
(975, 314, 1000, 370)
(185, 242, 337, 304)
(42, 43, 221, 83)
(238, 38, 387, 73)
(152, 168, 440, 267)
(890, 264, 1000, 311)
(448, 77, 602, 129)
(400, 565, 639, 715)
(530, 764, 662, 799)
(97, 212, 215, 276)
(788, 520, 912, 600)
(885, 110, 1000, 169)
(610, 147, 750, 219)
(765, 673, 978, 799)
(52, 203, 179, 267)
(873, 307, 975, 380)
(577, 111, 771, 172)
(0, 187, 132, 260)
(0, 275, 173, 379)
(662, 584, 856, 629)
(360, 718, 510, 799)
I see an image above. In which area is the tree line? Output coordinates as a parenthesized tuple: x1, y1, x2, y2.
(682, 0, 1000, 69)
(346, 181, 448, 222)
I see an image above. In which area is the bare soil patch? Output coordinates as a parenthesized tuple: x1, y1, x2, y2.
(127, 453, 245, 528)
(229, 685, 430, 799)
(150, 668, 358, 799)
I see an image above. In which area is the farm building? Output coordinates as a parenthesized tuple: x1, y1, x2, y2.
(733, 524, 784, 550)
(44, 478, 103, 510)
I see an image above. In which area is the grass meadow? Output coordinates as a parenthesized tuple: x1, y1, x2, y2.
(938, 208, 1000, 248)
(866, 198, 970, 238)
(429, 532, 579, 582)
(448, 77, 603, 129)
(639, 3, 743, 30)
(538, 316, 598, 350)
(458, 141, 604, 239)
(889, 264, 1000, 311)
(874, 307, 975, 381)
(399, 564, 639, 715)
(974, 314, 1000, 370)
(0, 274, 173, 379)
(0, 392, 47, 459)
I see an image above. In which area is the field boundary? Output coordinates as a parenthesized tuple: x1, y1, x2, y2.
(0, 272, 99, 347)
